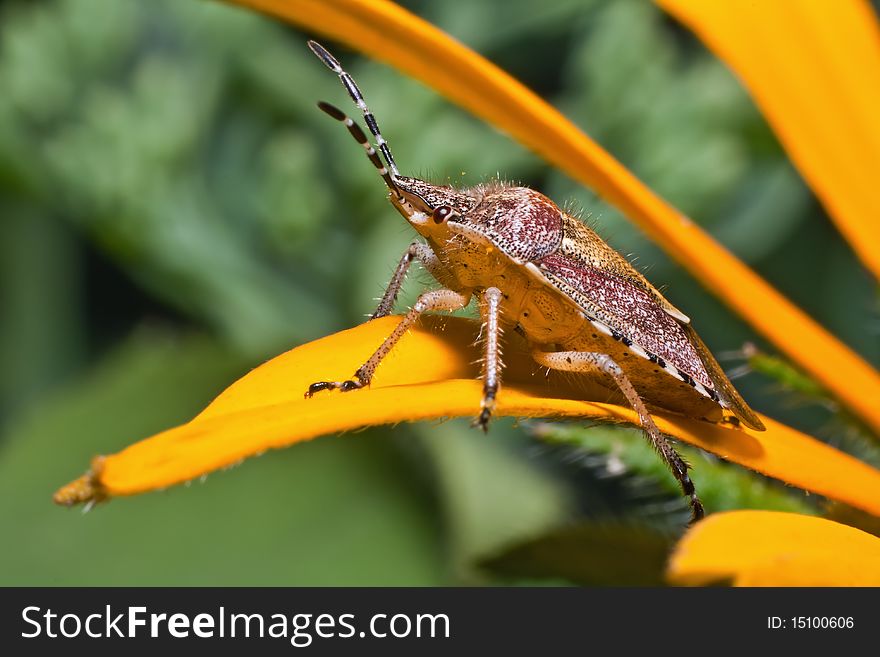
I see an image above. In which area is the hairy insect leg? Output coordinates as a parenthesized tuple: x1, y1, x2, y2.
(475, 287, 504, 432)
(305, 288, 471, 398)
(530, 348, 705, 524)
(371, 242, 449, 319)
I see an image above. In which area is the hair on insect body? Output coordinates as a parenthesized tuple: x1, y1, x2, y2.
(302, 40, 765, 524)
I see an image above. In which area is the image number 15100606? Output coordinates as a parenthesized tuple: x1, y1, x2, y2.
(302, 40, 766, 523)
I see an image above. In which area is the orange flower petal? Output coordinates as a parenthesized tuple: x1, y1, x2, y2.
(223, 0, 880, 435)
(668, 510, 880, 586)
(658, 0, 880, 282)
(55, 317, 880, 517)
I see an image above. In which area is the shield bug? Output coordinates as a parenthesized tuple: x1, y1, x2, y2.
(303, 40, 765, 523)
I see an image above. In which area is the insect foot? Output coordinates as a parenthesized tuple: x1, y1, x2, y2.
(473, 400, 496, 434)
(687, 489, 705, 524)
(303, 377, 366, 399)
(305, 289, 471, 402)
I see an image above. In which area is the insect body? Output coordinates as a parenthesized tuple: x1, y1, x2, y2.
(304, 41, 765, 522)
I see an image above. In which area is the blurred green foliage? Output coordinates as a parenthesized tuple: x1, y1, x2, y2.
(1, 0, 878, 585)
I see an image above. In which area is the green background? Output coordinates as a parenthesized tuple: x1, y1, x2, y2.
(1, 0, 877, 585)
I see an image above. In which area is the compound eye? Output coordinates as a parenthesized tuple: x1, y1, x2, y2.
(432, 205, 453, 224)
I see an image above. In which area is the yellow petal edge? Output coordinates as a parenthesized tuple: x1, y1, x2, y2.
(658, 0, 880, 281)
(55, 317, 880, 518)
(668, 510, 880, 586)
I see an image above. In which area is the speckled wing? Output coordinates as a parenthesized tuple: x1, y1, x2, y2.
(531, 218, 764, 431)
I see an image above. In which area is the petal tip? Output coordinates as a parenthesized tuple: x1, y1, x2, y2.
(53, 456, 107, 507)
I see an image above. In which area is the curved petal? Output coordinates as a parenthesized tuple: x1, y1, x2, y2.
(668, 510, 880, 586)
(55, 317, 880, 517)
(658, 0, 880, 281)
(222, 0, 880, 435)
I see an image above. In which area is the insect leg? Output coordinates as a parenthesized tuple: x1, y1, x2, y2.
(306, 288, 471, 397)
(371, 242, 449, 319)
(476, 287, 504, 432)
(530, 349, 705, 523)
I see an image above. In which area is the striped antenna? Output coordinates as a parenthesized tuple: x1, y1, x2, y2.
(308, 40, 400, 178)
(316, 101, 401, 197)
